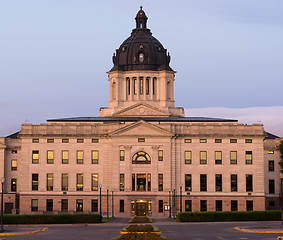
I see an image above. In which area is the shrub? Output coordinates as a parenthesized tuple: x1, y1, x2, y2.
(129, 216, 152, 223)
(3, 213, 102, 224)
(177, 210, 281, 222)
(126, 224, 154, 232)
(115, 233, 170, 240)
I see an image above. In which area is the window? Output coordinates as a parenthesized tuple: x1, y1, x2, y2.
(120, 174, 125, 191)
(133, 77, 137, 94)
(76, 174, 83, 191)
(158, 174, 163, 191)
(76, 200, 83, 212)
(185, 200, 192, 212)
(77, 139, 84, 143)
(46, 199, 53, 212)
(158, 150, 163, 161)
(269, 180, 275, 194)
(245, 139, 252, 143)
(185, 151, 192, 164)
(185, 174, 192, 191)
(200, 174, 207, 192)
(200, 139, 207, 143)
(32, 150, 39, 164)
(230, 139, 237, 143)
(32, 174, 38, 191)
(120, 200, 124, 212)
(138, 138, 145, 142)
(137, 174, 146, 191)
(91, 174, 98, 191)
(216, 200, 222, 211)
(146, 77, 150, 95)
(231, 200, 238, 211)
(153, 77, 156, 95)
(120, 150, 125, 161)
(148, 174, 151, 191)
(215, 151, 222, 164)
(92, 150, 98, 164)
(268, 151, 274, 154)
(246, 200, 253, 211)
(159, 200, 163, 213)
(139, 77, 144, 94)
(62, 150, 69, 164)
(32, 139, 39, 143)
(47, 150, 54, 164)
(215, 174, 222, 192)
(31, 199, 38, 212)
(245, 151, 252, 164)
(231, 174, 237, 192)
(92, 200, 98, 212)
(11, 159, 17, 170)
(230, 151, 237, 164)
(77, 150, 84, 164)
(269, 160, 274, 171)
(184, 139, 192, 143)
(200, 200, 207, 211)
(200, 151, 207, 164)
(246, 174, 253, 192)
(92, 139, 99, 143)
(61, 199, 68, 212)
(62, 139, 69, 143)
(215, 139, 222, 143)
(47, 173, 53, 191)
(11, 179, 17, 192)
(47, 139, 54, 143)
(269, 201, 275, 207)
(132, 151, 151, 164)
(11, 150, 17, 154)
(61, 174, 68, 191)
(132, 174, 135, 191)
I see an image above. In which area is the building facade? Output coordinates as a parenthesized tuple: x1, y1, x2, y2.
(0, 7, 281, 217)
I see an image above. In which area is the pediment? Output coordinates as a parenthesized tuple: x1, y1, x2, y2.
(113, 103, 171, 117)
(110, 120, 173, 137)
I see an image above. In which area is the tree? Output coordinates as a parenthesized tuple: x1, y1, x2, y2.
(278, 140, 283, 173)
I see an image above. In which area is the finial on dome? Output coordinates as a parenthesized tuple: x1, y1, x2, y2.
(135, 6, 148, 29)
(140, 6, 143, 10)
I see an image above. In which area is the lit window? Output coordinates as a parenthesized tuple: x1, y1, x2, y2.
(47, 150, 54, 164)
(77, 139, 84, 143)
(11, 179, 17, 192)
(92, 150, 98, 164)
(158, 174, 163, 191)
(185, 174, 192, 191)
(77, 150, 84, 164)
(215, 139, 222, 143)
(61, 174, 68, 191)
(32, 174, 38, 191)
(62, 150, 69, 164)
(11, 159, 17, 170)
(158, 150, 163, 161)
(47, 139, 54, 143)
(139, 53, 144, 62)
(76, 173, 83, 191)
(120, 174, 125, 191)
(120, 150, 125, 161)
(200, 151, 207, 164)
(268, 151, 274, 154)
(245, 139, 252, 143)
(200, 139, 207, 143)
(91, 174, 98, 191)
(215, 151, 222, 164)
(47, 173, 53, 191)
(62, 139, 69, 143)
(132, 151, 151, 164)
(245, 151, 252, 164)
(230, 151, 237, 164)
(11, 150, 17, 154)
(184, 139, 192, 143)
(185, 151, 192, 164)
(32, 151, 39, 164)
(76, 200, 83, 212)
(92, 139, 99, 143)
(32, 139, 39, 143)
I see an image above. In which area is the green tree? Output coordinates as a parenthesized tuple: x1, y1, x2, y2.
(278, 140, 283, 173)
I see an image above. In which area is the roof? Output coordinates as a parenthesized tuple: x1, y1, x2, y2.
(265, 131, 280, 139)
(6, 131, 19, 139)
(47, 117, 237, 122)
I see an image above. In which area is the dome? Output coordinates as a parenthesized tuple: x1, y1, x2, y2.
(111, 7, 173, 72)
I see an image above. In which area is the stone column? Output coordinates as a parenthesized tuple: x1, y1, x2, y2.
(151, 145, 159, 192)
(124, 145, 132, 191)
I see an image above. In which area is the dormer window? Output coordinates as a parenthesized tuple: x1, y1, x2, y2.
(139, 53, 144, 62)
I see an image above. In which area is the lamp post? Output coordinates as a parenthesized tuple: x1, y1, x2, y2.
(99, 184, 102, 216)
(1, 177, 5, 232)
(173, 189, 176, 219)
(180, 185, 182, 213)
(112, 190, 114, 218)
(169, 191, 171, 218)
(280, 174, 283, 227)
(107, 188, 109, 219)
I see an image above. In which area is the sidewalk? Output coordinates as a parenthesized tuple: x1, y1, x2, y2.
(0, 226, 48, 236)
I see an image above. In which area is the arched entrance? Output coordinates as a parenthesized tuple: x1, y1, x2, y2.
(131, 199, 152, 216)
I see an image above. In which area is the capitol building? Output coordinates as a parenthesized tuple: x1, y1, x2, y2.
(0, 7, 281, 217)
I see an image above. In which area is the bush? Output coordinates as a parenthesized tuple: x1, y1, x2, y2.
(177, 210, 281, 222)
(126, 224, 154, 232)
(3, 213, 102, 224)
(129, 216, 152, 223)
(115, 233, 170, 240)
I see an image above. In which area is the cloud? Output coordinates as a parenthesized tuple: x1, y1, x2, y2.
(186, 106, 283, 137)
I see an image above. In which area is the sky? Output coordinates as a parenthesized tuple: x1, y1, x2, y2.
(0, 0, 282, 137)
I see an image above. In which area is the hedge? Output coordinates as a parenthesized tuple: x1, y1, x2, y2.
(177, 210, 281, 222)
(3, 213, 102, 224)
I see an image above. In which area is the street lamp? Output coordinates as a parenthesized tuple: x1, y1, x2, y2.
(107, 188, 109, 219)
(112, 190, 114, 218)
(180, 184, 183, 213)
(169, 191, 171, 218)
(99, 184, 102, 216)
(1, 177, 5, 232)
(280, 174, 283, 227)
(173, 188, 176, 219)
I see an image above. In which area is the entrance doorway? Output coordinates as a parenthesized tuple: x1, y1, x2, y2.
(136, 202, 146, 216)
(131, 199, 152, 216)
(5, 203, 13, 214)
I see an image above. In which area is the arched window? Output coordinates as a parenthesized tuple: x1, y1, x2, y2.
(132, 151, 151, 164)
(112, 82, 116, 100)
